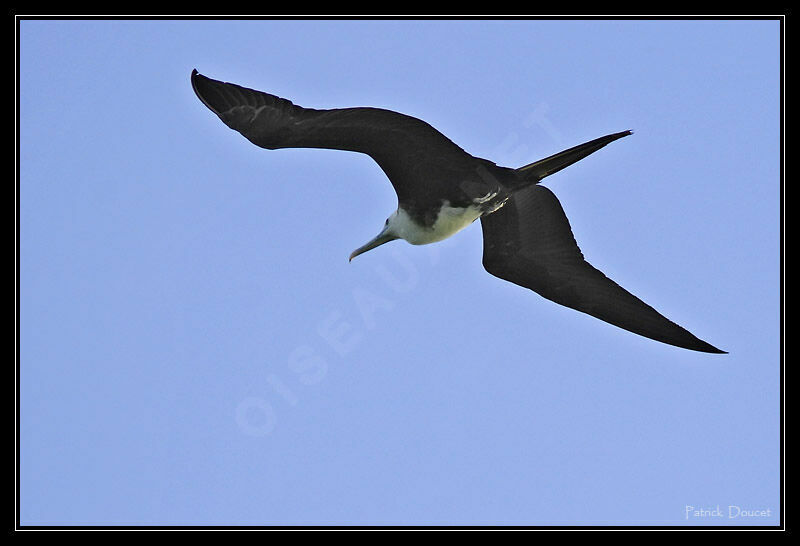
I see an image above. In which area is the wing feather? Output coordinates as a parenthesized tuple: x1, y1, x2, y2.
(480, 185, 724, 353)
(191, 70, 482, 205)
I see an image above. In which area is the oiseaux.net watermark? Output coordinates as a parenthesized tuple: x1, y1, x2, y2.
(234, 101, 567, 438)
(685, 505, 773, 520)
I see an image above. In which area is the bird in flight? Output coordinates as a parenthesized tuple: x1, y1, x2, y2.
(191, 69, 724, 354)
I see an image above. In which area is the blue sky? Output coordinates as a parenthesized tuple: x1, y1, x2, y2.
(19, 19, 780, 526)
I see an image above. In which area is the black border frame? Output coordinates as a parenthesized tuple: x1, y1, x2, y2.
(13, 13, 787, 532)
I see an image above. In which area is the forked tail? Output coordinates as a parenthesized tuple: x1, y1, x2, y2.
(516, 130, 633, 183)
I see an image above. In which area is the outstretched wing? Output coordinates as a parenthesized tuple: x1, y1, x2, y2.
(480, 185, 724, 353)
(191, 69, 483, 205)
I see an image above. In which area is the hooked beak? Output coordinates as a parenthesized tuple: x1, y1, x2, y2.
(349, 227, 398, 262)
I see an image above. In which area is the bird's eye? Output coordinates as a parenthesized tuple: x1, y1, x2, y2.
(384, 218, 389, 226)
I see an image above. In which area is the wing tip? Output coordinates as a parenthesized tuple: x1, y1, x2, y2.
(190, 68, 203, 95)
(190, 68, 226, 115)
(683, 336, 726, 354)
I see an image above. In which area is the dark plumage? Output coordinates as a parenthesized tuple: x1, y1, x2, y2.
(191, 69, 724, 354)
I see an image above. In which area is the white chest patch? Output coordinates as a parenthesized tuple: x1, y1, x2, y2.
(389, 202, 483, 245)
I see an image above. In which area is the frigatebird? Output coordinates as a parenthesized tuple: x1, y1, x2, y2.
(191, 69, 724, 354)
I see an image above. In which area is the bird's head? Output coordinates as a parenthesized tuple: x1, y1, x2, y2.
(349, 213, 401, 262)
